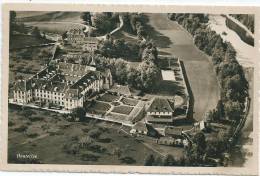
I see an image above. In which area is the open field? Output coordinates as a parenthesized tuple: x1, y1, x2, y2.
(24, 22, 85, 35)
(16, 12, 83, 23)
(10, 34, 53, 49)
(8, 105, 164, 165)
(146, 13, 220, 121)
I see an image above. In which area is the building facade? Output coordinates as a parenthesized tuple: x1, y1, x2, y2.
(66, 28, 98, 52)
(13, 62, 113, 111)
(145, 98, 175, 124)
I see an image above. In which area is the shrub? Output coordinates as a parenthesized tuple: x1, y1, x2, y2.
(8, 121, 15, 127)
(63, 143, 80, 155)
(120, 156, 136, 164)
(88, 129, 102, 139)
(87, 143, 106, 153)
(81, 153, 99, 161)
(14, 125, 27, 132)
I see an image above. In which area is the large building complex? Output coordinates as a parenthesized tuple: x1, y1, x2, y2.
(12, 61, 112, 110)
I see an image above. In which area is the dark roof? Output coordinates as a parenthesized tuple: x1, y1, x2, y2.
(147, 98, 174, 113)
(146, 116, 174, 123)
(164, 126, 183, 136)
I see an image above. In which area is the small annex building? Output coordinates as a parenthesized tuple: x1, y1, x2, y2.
(130, 122, 158, 137)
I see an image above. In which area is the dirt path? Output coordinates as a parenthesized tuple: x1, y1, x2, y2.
(146, 13, 220, 121)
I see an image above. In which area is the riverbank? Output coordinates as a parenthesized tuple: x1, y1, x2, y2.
(208, 15, 255, 68)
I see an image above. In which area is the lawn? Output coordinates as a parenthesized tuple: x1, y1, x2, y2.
(121, 98, 139, 106)
(97, 93, 120, 102)
(111, 105, 133, 115)
(10, 34, 53, 49)
(87, 101, 111, 115)
(8, 105, 161, 165)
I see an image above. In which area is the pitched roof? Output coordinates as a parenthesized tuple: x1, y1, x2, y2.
(147, 98, 174, 113)
(132, 122, 148, 132)
(164, 126, 183, 136)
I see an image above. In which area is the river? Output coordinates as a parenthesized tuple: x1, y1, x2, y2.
(208, 15, 255, 68)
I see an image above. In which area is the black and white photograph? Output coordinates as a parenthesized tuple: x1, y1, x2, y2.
(0, 4, 258, 175)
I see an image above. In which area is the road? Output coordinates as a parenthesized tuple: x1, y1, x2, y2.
(146, 13, 220, 121)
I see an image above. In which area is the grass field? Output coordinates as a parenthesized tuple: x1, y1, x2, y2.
(10, 34, 53, 49)
(16, 12, 83, 23)
(146, 13, 220, 121)
(23, 22, 85, 35)
(8, 105, 162, 165)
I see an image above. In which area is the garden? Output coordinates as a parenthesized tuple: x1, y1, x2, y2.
(111, 105, 134, 115)
(86, 101, 111, 115)
(96, 93, 120, 102)
(121, 98, 139, 106)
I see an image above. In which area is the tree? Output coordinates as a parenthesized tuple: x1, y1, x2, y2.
(163, 155, 176, 166)
(224, 100, 242, 121)
(154, 156, 163, 166)
(10, 11, 17, 35)
(92, 13, 116, 34)
(193, 131, 206, 159)
(88, 128, 101, 139)
(113, 147, 122, 158)
(71, 107, 86, 121)
(31, 27, 42, 38)
(144, 154, 155, 166)
(62, 31, 67, 40)
(215, 99, 225, 120)
(10, 11, 16, 23)
(81, 12, 92, 26)
(137, 61, 160, 91)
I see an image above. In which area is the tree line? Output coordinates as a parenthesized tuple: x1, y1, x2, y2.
(121, 13, 148, 39)
(81, 12, 119, 36)
(168, 13, 248, 123)
(230, 14, 254, 33)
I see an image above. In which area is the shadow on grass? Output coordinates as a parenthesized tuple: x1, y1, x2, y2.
(143, 15, 173, 48)
(180, 61, 194, 121)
